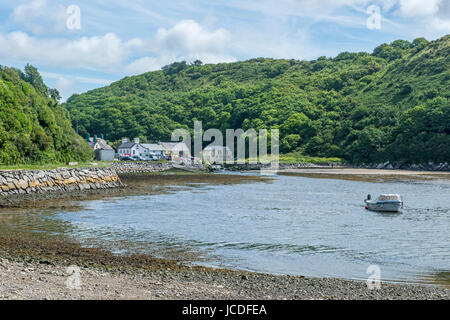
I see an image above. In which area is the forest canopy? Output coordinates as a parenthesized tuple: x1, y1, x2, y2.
(0, 64, 93, 165)
(64, 35, 449, 164)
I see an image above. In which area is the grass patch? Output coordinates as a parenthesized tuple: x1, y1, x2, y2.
(279, 152, 343, 165)
(227, 152, 343, 165)
(0, 162, 113, 171)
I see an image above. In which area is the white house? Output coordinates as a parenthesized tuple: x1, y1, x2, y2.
(141, 143, 166, 158)
(118, 138, 146, 158)
(159, 142, 191, 159)
(88, 136, 115, 161)
(118, 138, 192, 161)
(202, 145, 232, 163)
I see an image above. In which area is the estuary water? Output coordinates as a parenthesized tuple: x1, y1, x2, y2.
(4, 172, 450, 284)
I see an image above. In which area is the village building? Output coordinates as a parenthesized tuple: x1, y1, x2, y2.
(88, 136, 115, 161)
(158, 142, 191, 159)
(117, 138, 191, 161)
(117, 138, 146, 159)
(141, 143, 166, 158)
(202, 145, 232, 163)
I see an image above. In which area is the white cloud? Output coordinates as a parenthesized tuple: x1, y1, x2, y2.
(125, 20, 237, 74)
(214, 0, 376, 26)
(4, 1, 449, 80)
(398, 0, 442, 17)
(395, 0, 450, 33)
(124, 56, 166, 74)
(379, 0, 397, 11)
(12, 0, 48, 20)
(0, 31, 142, 70)
(41, 72, 113, 86)
(11, 0, 68, 35)
(154, 20, 232, 57)
(0, 18, 235, 74)
(40, 71, 113, 101)
(429, 16, 450, 31)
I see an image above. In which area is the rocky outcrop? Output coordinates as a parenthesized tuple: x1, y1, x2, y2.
(223, 162, 336, 171)
(358, 161, 449, 171)
(223, 161, 450, 172)
(0, 167, 122, 197)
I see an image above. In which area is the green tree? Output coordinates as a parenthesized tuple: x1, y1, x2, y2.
(23, 64, 49, 97)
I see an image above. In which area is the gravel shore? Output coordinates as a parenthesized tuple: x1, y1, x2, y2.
(1, 257, 448, 300)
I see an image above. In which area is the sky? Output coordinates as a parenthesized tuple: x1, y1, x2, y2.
(0, 0, 449, 100)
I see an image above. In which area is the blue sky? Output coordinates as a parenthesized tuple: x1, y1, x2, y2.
(0, 0, 449, 100)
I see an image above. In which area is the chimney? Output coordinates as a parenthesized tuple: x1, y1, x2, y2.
(122, 138, 128, 144)
(134, 137, 140, 144)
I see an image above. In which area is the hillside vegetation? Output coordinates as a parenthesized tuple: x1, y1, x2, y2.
(65, 35, 449, 164)
(0, 65, 93, 165)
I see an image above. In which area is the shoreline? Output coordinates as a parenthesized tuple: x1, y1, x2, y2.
(275, 168, 450, 182)
(1, 169, 449, 300)
(0, 233, 448, 300)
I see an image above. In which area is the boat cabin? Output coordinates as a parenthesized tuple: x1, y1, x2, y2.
(377, 194, 401, 202)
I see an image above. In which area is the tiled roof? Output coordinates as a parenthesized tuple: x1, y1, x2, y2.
(118, 142, 136, 149)
(97, 139, 114, 150)
(89, 138, 114, 150)
(159, 142, 189, 150)
(141, 143, 165, 151)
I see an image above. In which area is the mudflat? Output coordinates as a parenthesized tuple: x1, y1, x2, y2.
(278, 168, 450, 182)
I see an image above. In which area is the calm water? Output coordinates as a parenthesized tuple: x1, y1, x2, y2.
(3, 173, 450, 284)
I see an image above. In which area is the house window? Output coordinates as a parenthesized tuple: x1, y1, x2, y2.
(133, 150, 136, 155)
(179, 151, 184, 156)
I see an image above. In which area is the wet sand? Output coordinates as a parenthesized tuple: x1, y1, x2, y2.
(278, 168, 450, 182)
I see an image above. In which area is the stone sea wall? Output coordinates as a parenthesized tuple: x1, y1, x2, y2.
(110, 162, 173, 174)
(110, 162, 205, 174)
(0, 167, 122, 197)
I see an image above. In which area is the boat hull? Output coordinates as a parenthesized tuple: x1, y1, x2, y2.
(365, 201, 402, 212)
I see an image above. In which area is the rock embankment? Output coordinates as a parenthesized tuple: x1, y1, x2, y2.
(223, 163, 332, 171)
(224, 161, 450, 172)
(358, 161, 449, 171)
(111, 162, 173, 174)
(0, 168, 122, 197)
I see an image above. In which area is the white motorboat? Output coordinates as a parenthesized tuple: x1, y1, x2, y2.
(364, 194, 403, 212)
